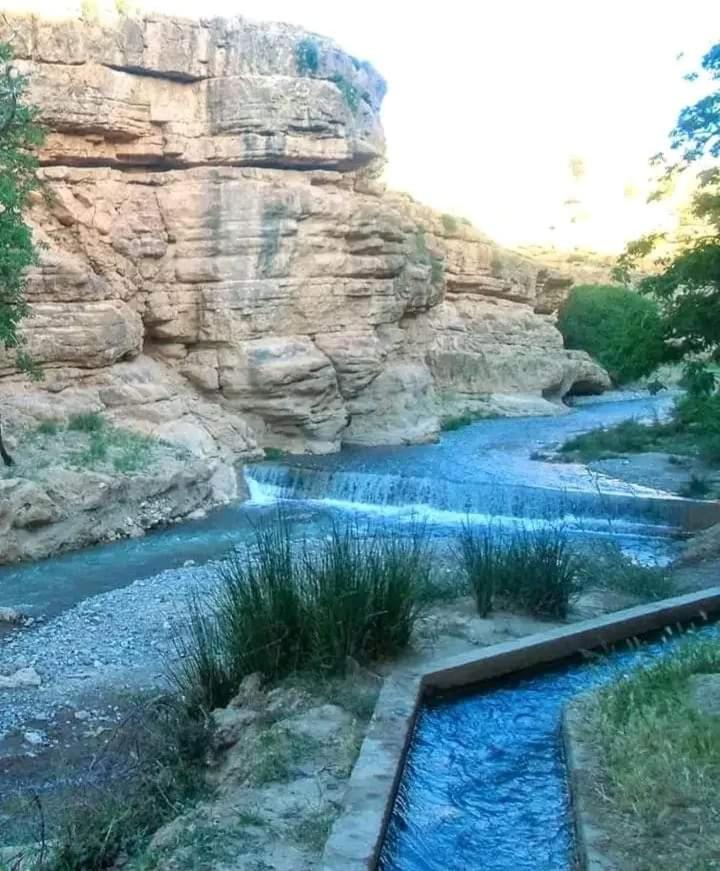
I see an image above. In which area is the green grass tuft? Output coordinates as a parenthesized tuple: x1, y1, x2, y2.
(67, 412, 105, 433)
(457, 525, 582, 619)
(578, 543, 674, 601)
(36, 419, 59, 436)
(171, 517, 434, 713)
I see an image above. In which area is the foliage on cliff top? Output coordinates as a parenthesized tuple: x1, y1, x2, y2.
(0, 41, 44, 370)
(557, 284, 667, 384)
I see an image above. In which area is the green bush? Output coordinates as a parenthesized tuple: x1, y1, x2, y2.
(557, 284, 667, 384)
(441, 412, 479, 432)
(680, 473, 712, 499)
(296, 37, 321, 75)
(330, 73, 359, 112)
(700, 434, 720, 464)
(172, 517, 433, 712)
(36, 419, 59, 435)
(441, 213, 459, 233)
(67, 411, 104, 433)
(675, 392, 720, 435)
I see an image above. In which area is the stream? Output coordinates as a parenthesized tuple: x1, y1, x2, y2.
(0, 390, 681, 620)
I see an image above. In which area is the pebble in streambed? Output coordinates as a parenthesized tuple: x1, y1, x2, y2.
(0, 561, 220, 741)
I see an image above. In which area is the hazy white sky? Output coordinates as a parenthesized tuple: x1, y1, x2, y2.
(7, 0, 720, 250)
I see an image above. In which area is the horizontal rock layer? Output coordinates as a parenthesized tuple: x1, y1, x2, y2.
(0, 12, 609, 472)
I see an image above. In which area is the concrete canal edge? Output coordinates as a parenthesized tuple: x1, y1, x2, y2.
(563, 703, 619, 871)
(320, 586, 720, 871)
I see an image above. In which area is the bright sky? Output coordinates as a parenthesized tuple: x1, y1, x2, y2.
(7, 0, 720, 251)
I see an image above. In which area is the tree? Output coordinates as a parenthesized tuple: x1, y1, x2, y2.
(557, 284, 667, 384)
(616, 44, 720, 364)
(0, 41, 44, 466)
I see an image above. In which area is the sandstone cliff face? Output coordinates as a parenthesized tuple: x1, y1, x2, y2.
(0, 12, 608, 471)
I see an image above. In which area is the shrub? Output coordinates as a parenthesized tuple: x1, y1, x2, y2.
(441, 413, 478, 432)
(171, 517, 432, 711)
(36, 419, 59, 436)
(675, 392, 720, 436)
(557, 284, 667, 384)
(700, 433, 720, 464)
(680, 473, 712, 499)
(457, 525, 496, 616)
(170, 594, 236, 714)
(296, 37, 321, 75)
(330, 73, 360, 112)
(67, 411, 104, 433)
(308, 524, 431, 670)
(431, 256, 444, 286)
(83, 430, 108, 463)
(441, 213, 459, 233)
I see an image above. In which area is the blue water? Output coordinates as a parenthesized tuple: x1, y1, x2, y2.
(379, 621, 720, 871)
(0, 391, 681, 619)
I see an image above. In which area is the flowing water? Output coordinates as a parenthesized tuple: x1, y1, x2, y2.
(0, 391, 684, 618)
(379, 620, 720, 871)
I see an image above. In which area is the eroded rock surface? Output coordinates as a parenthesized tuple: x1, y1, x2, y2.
(0, 12, 609, 560)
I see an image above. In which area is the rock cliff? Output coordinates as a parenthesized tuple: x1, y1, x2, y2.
(0, 12, 609, 560)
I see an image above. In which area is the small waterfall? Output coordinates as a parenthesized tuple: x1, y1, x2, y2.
(244, 462, 715, 535)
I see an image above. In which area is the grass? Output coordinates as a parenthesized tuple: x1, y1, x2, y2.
(578, 543, 674, 601)
(458, 525, 582, 619)
(559, 418, 670, 460)
(67, 412, 105, 433)
(584, 637, 720, 870)
(679, 473, 712, 499)
(560, 392, 720, 468)
(2, 414, 168, 482)
(440, 412, 481, 432)
(457, 524, 496, 616)
(41, 695, 210, 871)
(248, 728, 320, 786)
(36, 419, 59, 435)
(290, 809, 335, 853)
(171, 517, 434, 713)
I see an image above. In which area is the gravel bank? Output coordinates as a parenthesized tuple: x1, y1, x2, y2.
(0, 561, 220, 741)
